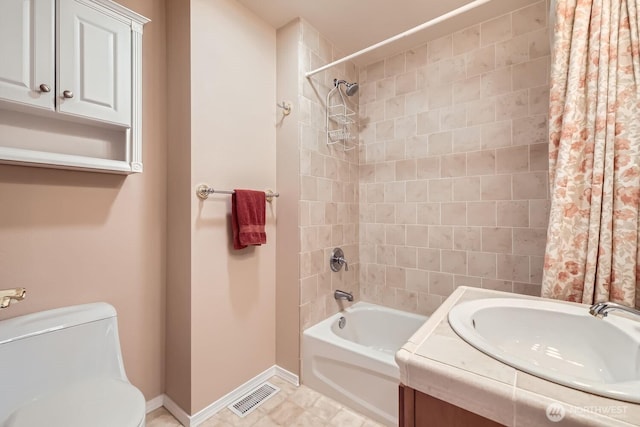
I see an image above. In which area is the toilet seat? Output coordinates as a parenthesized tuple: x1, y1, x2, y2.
(3, 378, 145, 427)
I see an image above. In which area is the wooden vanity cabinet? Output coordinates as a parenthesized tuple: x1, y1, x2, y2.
(399, 384, 504, 427)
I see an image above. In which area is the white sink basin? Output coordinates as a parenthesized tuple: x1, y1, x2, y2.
(448, 298, 640, 403)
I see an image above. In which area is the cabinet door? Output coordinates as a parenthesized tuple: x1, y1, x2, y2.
(0, 0, 55, 110)
(57, 0, 132, 127)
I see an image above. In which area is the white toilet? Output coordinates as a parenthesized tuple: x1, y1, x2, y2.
(0, 303, 146, 427)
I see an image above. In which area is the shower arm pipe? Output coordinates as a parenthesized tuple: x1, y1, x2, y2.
(304, 0, 492, 78)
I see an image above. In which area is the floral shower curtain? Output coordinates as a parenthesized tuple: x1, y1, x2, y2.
(542, 0, 640, 308)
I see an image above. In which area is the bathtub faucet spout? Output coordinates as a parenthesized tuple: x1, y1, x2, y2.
(334, 290, 353, 302)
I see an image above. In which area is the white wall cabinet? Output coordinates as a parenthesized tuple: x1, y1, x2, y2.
(0, 0, 149, 174)
(0, 0, 55, 111)
(58, 0, 132, 126)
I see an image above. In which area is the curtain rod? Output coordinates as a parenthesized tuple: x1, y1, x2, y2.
(304, 0, 493, 78)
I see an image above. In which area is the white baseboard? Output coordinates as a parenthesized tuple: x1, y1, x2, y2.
(145, 394, 164, 413)
(275, 365, 299, 386)
(162, 394, 191, 427)
(149, 365, 299, 427)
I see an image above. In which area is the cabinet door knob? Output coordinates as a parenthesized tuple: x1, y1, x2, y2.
(62, 90, 74, 99)
(38, 84, 51, 93)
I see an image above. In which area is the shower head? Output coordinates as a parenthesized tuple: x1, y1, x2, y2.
(334, 79, 359, 96)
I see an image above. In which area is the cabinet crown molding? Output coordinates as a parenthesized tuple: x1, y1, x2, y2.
(76, 0, 150, 26)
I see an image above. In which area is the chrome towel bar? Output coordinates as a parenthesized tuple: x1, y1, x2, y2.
(196, 184, 279, 203)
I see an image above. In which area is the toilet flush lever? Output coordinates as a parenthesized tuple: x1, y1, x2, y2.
(330, 248, 349, 272)
(0, 288, 26, 309)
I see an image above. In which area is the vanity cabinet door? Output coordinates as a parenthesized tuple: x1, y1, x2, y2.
(0, 0, 55, 110)
(400, 384, 504, 427)
(57, 0, 132, 127)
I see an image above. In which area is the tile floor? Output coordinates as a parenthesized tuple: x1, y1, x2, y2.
(146, 376, 384, 427)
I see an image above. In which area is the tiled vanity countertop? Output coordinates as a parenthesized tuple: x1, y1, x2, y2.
(396, 286, 640, 426)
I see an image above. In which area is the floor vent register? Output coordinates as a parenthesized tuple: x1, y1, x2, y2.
(228, 382, 280, 417)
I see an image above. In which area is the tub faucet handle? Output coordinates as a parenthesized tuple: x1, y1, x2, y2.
(330, 248, 349, 272)
(340, 257, 349, 271)
(0, 288, 26, 309)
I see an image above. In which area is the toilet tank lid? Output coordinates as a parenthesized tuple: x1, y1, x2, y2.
(0, 303, 117, 345)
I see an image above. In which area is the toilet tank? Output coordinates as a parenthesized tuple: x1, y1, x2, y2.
(0, 303, 128, 420)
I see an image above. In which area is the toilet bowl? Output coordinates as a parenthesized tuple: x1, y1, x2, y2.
(0, 303, 146, 427)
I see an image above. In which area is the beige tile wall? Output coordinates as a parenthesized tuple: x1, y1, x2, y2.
(358, 1, 551, 315)
(298, 20, 360, 330)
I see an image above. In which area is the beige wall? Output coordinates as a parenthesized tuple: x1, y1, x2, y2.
(275, 20, 301, 376)
(358, 1, 551, 315)
(189, 0, 277, 413)
(0, 0, 168, 400)
(165, 0, 192, 411)
(165, 0, 281, 414)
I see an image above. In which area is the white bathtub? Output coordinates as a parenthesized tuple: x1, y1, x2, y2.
(302, 302, 427, 426)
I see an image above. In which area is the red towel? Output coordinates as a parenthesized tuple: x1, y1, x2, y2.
(232, 189, 266, 250)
